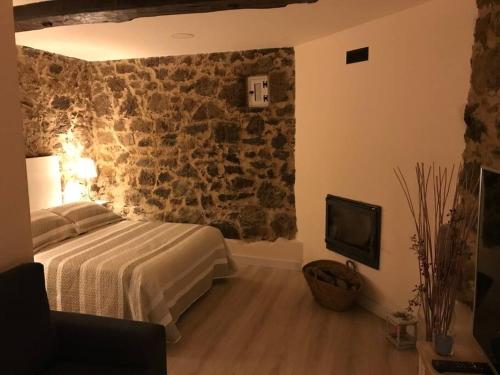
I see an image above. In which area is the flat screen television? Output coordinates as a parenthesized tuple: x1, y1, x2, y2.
(474, 166, 500, 374)
(325, 195, 381, 269)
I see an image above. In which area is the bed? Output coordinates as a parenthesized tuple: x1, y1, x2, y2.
(27, 156, 237, 343)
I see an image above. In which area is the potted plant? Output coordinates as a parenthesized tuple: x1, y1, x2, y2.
(394, 163, 478, 355)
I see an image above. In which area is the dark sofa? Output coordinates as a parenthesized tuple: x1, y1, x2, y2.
(0, 262, 167, 375)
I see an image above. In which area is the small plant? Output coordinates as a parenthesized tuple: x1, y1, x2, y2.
(394, 163, 478, 341)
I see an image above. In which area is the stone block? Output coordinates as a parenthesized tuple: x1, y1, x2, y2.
(119, 93, 139, 117)
(138, 170, 156, 186)
(178, 163, 199, 178)
(246, 116, 265, 135)
(271, 212, 296, 239)
(51, 95, 71, 110)
(214, 122, 240, 143)
(153, 187, 171, 198)
(194, 76, 219, 96)
(185, 123, 208, 135)
(257, 182, 286, 208)
(231, 177, 254, 189)
(193, 102, 224, 121)
(107, 76, 126, 92)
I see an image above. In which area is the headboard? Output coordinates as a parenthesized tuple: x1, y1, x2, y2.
(25, 156, 62, 211)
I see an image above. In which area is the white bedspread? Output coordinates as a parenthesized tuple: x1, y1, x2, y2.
(35, 220, 237, 342)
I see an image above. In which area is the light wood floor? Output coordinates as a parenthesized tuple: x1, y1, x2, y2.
(167, 264, 417, 375)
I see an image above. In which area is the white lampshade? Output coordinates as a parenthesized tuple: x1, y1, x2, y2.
(63, 181, 86, 203)
(76, 158, 97, 179)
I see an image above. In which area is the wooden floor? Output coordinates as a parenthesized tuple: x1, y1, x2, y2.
(167, 265, 417, 375)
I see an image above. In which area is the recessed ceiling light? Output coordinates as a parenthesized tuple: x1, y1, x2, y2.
(171, 33, 195, 40)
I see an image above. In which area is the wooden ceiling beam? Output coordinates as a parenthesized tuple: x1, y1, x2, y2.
(14, 0, 318, 32)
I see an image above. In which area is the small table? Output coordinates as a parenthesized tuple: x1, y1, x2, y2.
(417, 339, 489, 375)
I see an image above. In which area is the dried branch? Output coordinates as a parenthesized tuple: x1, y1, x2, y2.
(394, 163, 478, 341)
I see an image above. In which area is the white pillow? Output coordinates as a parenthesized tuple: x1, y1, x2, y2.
(49, 202, 123, 234)
(31, 209, 77, 253)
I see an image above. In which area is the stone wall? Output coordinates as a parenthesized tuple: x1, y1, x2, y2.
(18, 47, 93, 157)
(17, 46, 95, 187)
(461, 0, 500, 303)
(463, 0, 500, 170)
(18, 46, 297, 241)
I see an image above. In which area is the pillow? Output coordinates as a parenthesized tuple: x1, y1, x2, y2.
(31, 209, 78, 253)
(49, 201, 123, 234)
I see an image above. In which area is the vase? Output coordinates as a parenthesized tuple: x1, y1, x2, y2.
(433, 333, 454, 356)
(433, 310, 456, 356)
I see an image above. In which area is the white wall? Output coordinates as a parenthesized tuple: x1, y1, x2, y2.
(295, 0, 476, 314)
(0, 1, 33, 271)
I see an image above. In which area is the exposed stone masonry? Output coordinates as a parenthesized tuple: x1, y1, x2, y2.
(17, 46, 297, 241)
(460, 0, 500, 303)
(17, 47, 95, 188)
(463, 1, 500, 171)
(17, 48, 93, 157)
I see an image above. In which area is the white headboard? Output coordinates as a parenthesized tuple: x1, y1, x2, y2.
(26, 156, 62, 211)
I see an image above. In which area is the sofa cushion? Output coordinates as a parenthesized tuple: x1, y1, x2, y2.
(39, 362, 156, 375)
(0, 263, 56, 375)
(51, 311, 166, 372)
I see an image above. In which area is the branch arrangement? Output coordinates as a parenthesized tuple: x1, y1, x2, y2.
(394, 163, 478, 341)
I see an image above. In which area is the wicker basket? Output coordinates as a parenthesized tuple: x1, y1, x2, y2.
(303, 260, 363, 311)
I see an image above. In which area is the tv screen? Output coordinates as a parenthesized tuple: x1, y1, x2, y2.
(325, 195, 381, 269)
(474, 167, 500, 374)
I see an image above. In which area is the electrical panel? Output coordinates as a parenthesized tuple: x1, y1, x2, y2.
(247, 75, 270, 108)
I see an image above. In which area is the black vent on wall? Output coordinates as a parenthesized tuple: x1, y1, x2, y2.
(346, 47, 369, 64)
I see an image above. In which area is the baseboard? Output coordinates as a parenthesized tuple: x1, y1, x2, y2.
(232, 253, 302, 270)
(226, 238, 303, 271)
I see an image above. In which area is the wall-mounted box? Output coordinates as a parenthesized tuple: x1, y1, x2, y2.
(247, 75, 269, 108)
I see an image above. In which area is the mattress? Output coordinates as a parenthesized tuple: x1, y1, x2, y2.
(34, 220, 237, 342)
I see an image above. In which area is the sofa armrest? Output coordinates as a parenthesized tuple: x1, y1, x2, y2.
(51, 311, 166, 373)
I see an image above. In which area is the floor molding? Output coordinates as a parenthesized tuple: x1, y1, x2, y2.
(232, 254, 302, 271)
(227, 238, 303, 271)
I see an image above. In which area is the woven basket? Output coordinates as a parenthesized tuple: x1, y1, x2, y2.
(303, 260, 363, 311)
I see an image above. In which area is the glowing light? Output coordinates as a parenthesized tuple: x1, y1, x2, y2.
(77, 158, 97, 179)
(63, 181, 86, 203)
(59, 130, 85, 179)
(59, 130, 98, 202)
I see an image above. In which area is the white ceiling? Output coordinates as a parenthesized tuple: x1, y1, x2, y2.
(14, 0, 431, 61)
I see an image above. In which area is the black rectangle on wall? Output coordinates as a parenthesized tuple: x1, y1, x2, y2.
(325, 194, 381, 269)
(346, 47, 369, 64)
